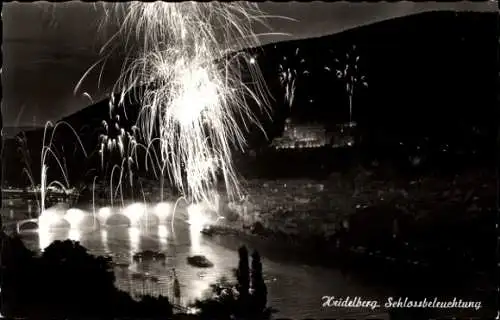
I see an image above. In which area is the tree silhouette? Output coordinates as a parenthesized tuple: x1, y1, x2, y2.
(0, 234, 37, 317)
(194, 249, 271, 320)
(236, 245, 250, 311)
(250, 250, 267, 314)
(39, 240, 116, 315)
(194, 276, 239, 320)
(1, 238, 173, 319)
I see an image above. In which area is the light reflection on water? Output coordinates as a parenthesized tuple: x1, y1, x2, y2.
(158, 225, 169, 252)
(68, 228, 81, 243)
(16, 206, 390, 319)
(189, 224, 203, 255)
(101, 229, 109, 253)
(128, 227, 141, 255)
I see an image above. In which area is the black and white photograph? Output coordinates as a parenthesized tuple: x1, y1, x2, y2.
(1, 2, 498, 319)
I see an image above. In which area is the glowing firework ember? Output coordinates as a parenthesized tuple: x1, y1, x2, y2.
(154, 202, 172, 222)
(278, 47, 309, 110)
(64, 208, 87, 228)
(103, 2, 271, 207)
(39, 207, 63, 229)
(186, 203, 210, 233)
(97, 207, 113, 222)
(122, 202, 147, 226)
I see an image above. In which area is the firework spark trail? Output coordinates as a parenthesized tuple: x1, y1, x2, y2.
(278, 48, 309, 110)
(110, 163, 126, 208)
(106, 2, 271, 207)
(92, 176, 98, 228)
(17, 135, 41, 210)
(278, 64, 296, 110)
(39, 121, 88, 213)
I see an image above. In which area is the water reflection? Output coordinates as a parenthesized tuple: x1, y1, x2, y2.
(189, 225, 202, 255)
(128, 227, 141, 255)
(15, 204, 390, 319)
(38, 227, 52, 251)
(68, 228, 81, 242)
(158, 225, 169, 251)
(101, 229, 109, 253)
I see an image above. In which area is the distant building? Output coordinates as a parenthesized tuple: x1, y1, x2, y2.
(271, 119, 357, 150)
(272, 118, 329, 149)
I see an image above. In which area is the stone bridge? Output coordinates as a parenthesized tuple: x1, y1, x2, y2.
(13, 204, 176, 233)
(15, 218, 39, 233)
(10, 201, 206, 234)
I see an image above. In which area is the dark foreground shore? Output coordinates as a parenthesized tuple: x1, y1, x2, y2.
(205, 221, 495, 319)
(205, 188, 496, 312)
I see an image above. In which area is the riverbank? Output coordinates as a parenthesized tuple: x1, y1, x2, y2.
(211, 168, 495, 298)
(206, 222, 494, 314)
(203, 222, 495, 319)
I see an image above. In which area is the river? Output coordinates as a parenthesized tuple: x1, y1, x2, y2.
(11, 203, 392, 319)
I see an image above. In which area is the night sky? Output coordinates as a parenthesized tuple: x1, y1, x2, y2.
(2, 2, 496, 128)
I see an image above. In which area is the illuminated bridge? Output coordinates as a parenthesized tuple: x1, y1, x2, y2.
(14, 202, 216, 234)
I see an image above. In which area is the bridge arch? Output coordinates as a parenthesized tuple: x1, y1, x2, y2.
(62, 212, 100, 229)
(17, 219, 39, 232)
(48, 219, 71, 229)
(139, 212, 161, 226)
(104, 213, 132, 227)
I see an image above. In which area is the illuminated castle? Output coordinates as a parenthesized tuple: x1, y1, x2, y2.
(271, 118, 356, 150)
(272, 118, 329, 149)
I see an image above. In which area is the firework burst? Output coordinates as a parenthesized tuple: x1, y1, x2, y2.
(327, 45, 368, 123)
(278, 47, 309, 110)
(101, 2, 272, 206)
